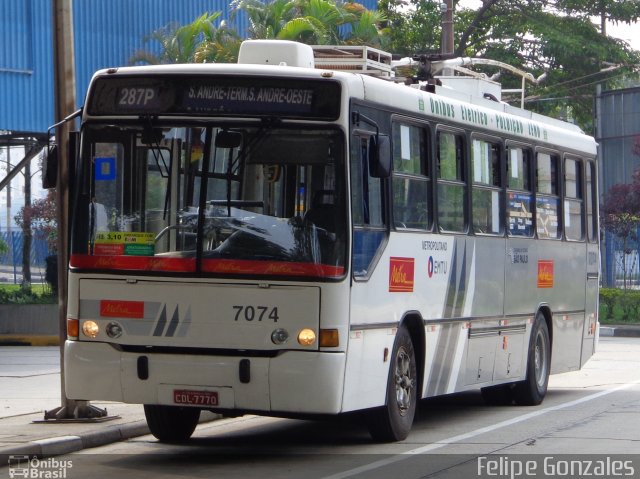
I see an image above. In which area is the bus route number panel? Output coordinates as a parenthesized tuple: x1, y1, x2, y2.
(87, 76, 341, 120)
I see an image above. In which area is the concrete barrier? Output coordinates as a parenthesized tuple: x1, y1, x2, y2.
(0, 304, 59, 345)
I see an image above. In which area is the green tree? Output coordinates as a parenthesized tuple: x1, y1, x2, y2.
(230, 0, 298, 39)
(132, 0, 389, 67)
(15, 190, 58, 255)
(231, 0, 388, 46)
(130, 12, 241, 64)
(381, 0, 640, 130)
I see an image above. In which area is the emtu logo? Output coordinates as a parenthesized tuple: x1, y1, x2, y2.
(428, 256, 448, 278)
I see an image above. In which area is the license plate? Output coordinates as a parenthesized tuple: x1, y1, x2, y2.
(173, 389, 219, 406)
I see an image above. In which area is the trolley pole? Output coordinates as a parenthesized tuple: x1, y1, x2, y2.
(46, 0, 106, 420)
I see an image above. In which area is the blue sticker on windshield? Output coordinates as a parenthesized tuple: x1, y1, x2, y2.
(95, 157, 116, 181)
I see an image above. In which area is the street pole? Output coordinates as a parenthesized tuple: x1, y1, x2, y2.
(46, 0, 106, 420)
(441, 0, 454, 58)
(441, 0, 454, 76)
(45, 0, 76, 420)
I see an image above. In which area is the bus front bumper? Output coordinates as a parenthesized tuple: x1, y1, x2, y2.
(64, 341, 346, 415)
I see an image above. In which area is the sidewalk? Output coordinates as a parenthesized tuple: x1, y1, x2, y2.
(0, 403, 151, 463)
(0, 346, 218, 464)
(0, 403, 219, 464)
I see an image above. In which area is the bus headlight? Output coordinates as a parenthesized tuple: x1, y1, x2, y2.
(82, 320, 99, 338)
(106, 322, 123, 339)
(297, 328, 316, 346)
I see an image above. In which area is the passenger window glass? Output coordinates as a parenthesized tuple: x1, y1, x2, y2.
(351, 134, 386, 278)
(564, 158, 584, 241)
(437, 131, 465, 232)
(508, 147, 530, 191)
(537, 153, 558, 195)
(392, 123, 430, 230)
(507, 147, 533, 237)
(536, 152, 560, 239)
(471, 139, 502, 235)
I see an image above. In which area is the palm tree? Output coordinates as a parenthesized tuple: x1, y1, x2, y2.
(343, 6, 389, 48)
(230, 0, 298, 39)
(278, 0, 351, 44)
(193, 19, 242, 63)
(232, 0, 388, 47)
(130, 1, 389, 66)
(130, 12, 241, 64)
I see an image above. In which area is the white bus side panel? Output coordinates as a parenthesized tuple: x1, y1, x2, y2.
(343, 233, 519, 411)
(342, 229, 595, 410)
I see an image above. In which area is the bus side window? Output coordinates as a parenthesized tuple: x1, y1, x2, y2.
(392, 122, 430, 230)
(437, 131, 466, 233)
(471, 138, 502, 234)
(536, 152, 561, 239)
(351, 135, 386, 278)
(564, 157, 584, 241)
(506, 146, 533, 237)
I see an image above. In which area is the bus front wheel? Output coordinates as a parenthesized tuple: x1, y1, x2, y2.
(144, 404, 200, 442)
(367, 326, 417, 442)
(514, 313, 550, 405)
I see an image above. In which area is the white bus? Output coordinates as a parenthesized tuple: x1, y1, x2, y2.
(60, 40, 599, 442)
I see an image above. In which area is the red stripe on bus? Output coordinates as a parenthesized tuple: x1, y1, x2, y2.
(70, 254, 344, 278)
(70, 254, 195, 272)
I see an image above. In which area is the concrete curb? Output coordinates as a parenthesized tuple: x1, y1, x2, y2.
(0, 421, 150, 463)
(599, 326, 640, 338)
(0, 335, 60, 346)
(0, 421, 149, 464)
(0, 412, 220, 463)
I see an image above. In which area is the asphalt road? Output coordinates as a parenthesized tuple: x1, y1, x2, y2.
(3, 337, 639, 478)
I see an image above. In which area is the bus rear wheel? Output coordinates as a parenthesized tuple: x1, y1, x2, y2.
(367, 326, 417, 442)
(144, 404, 200, 442)
(513, 313, 550, 405)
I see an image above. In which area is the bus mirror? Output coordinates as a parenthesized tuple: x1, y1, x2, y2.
(369, 134, 391, 178)
(216, 130, 242, 149)
(42, 144, 58, 189)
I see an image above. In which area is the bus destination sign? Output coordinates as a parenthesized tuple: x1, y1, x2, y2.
(184, 83, 314, 114)
(88, 75, 341, 120)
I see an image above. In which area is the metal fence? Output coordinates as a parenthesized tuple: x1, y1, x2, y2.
(603, 229, 640, 288)
(0, 231, 52, 284)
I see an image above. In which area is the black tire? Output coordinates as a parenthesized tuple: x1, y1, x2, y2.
(514, 313, 550, 405)
(481, 383, 514, 406)
(367, 326, 417, 442)
(144, 404, 200, 442)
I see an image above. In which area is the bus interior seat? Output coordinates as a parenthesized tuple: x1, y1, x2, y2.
(304, 190, 336, 233)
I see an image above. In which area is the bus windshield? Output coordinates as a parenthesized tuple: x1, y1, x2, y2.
(70, 123, 347, 278)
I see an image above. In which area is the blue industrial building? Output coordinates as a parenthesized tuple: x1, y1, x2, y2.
(2, 0, 247, 134)
(0, 0, 375, 280)
(1, 0, 376, 134)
